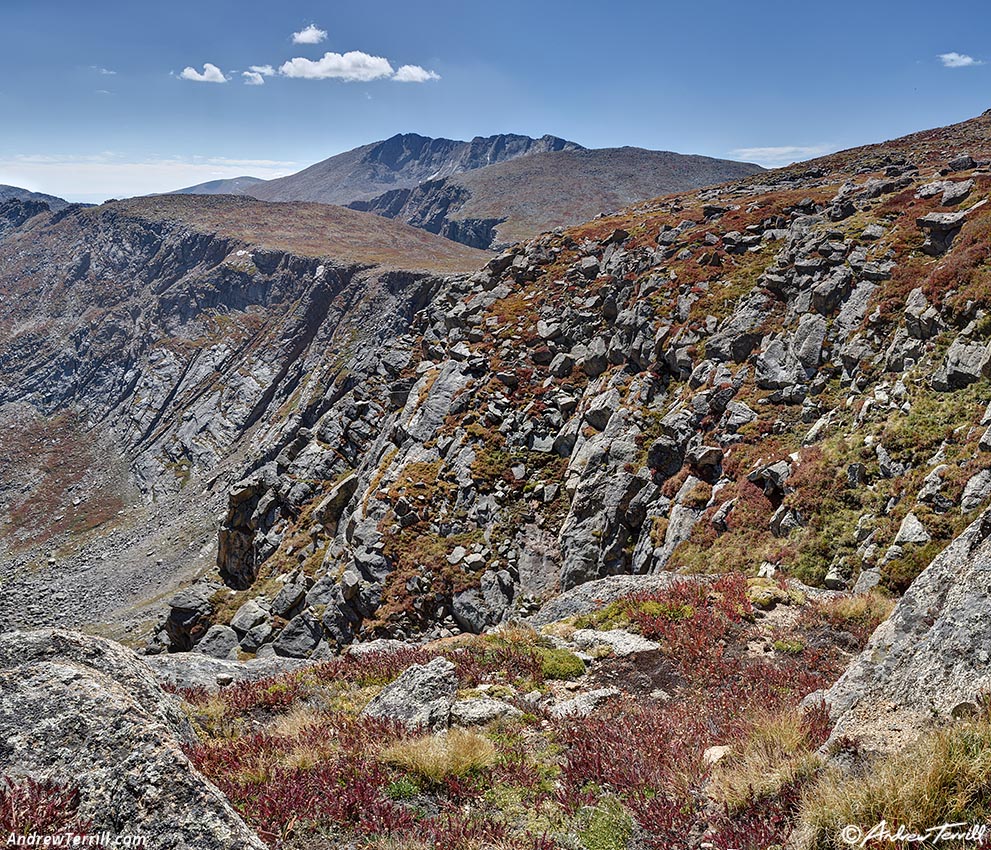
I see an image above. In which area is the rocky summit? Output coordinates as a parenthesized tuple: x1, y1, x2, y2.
(5, 106, 991, 848)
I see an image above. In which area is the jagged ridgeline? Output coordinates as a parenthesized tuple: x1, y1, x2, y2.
(1, 111, 991, 665)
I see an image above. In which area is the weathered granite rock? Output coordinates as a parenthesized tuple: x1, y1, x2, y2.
(550, 687, 621, 718)
(0, 630, 266, 849)
(450, 697, 522, 726)
(529, 573, 681, 626)
(361, 657, 458, 729)
(822, 508, 991, 754)
(144, 652, 309, 691)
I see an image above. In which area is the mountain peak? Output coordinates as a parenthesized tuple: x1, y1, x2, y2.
(248, 131, 585, 206)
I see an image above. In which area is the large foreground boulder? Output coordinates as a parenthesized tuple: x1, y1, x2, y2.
(823, 508, 991, 754)
(0, 629, 266, 850)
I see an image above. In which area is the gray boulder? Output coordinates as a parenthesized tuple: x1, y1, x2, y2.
(934, 335, 991, 390)
(452, 569, 514, 633)
(195, 624, 240, 660)
(450, 697, 523, 726)
(823, 509, 991, 754)
(0, 630, 265, 849)
(962, 469, 991, 513)
(550, 687, 621, 719)
(273, 611, 323, 658)
(362, 657, 458, 729)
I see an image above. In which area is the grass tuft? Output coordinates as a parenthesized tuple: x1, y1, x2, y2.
(380, 728, 498, 784)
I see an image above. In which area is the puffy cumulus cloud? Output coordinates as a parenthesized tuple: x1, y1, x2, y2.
(393, 64, 440, 83)
(279, 51, 394, 82)
(179, 63, 228, 83)
(939, 52, 983, 68)
(292, 24, 327, 45)
(242, 65, 275, 86)
(730, 144, 833, 167)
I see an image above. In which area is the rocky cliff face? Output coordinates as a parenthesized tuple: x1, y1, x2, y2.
(247, 132, 583, 205)
(150, 111, 991, 663)
(0, 195, 485, 634)
(4, 113, 991, 674)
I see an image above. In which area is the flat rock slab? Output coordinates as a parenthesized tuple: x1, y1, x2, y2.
(144, 651, 310, 691)
(570, 628, 662, 657)
(529, 573, 682, 626)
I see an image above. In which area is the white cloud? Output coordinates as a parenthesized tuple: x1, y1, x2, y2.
(179, 63, 228, 83)
(243, 65, 275, 85)
(91, 66, 116, 75)
(730, 144, 834, 167)
(292, 24, 327, 45)
(939, 52, 983, 68)
(393, 64, 440, 83)
(279, 51, 394, 81)
(0, 153, 300, 204)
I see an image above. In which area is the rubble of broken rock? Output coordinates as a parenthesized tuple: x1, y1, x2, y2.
(158, 111, 991, 672)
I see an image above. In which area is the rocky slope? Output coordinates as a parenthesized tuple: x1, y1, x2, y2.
(247, 132, 582, 205)
(144, 109, 991, 666)
(0, 194, 486, 636)
(5, 110, 991, 849)
(349, 146, 765, 249)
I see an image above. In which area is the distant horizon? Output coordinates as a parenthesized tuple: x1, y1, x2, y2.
(2, 0, 988, 203)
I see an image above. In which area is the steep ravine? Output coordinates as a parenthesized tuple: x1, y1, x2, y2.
(0, 197, 483, 637)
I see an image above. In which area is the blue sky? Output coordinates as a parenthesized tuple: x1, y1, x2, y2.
(1, 0, 989, 203)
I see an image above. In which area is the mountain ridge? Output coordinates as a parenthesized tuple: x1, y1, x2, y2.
(349, 145, 766, 248)
(0, 183, 72, 211)
(246, 131, 583, 206)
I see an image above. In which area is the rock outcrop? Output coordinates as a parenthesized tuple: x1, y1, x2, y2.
(822, 507, 991, 754)
(0, 629, 266, 849)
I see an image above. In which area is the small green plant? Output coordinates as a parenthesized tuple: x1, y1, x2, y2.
(535, 646, 586, 680)
(773, 638, 806, 654)
(385, 776, 421, 800)
(578, 796, 633, 850)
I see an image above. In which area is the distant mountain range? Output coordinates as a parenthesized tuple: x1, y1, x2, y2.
(174, 133, 763, 249)
(249, 133, 582, 205)
(171, 176, 265, 196)
(0, 184, 71, 211)
(349, 146, 766, 248)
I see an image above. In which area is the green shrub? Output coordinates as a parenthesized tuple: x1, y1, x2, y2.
(534, 646, 586, 680)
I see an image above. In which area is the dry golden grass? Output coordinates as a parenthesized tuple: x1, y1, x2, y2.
(805, 591, 896, 647)
(709, 710, 821, 811)
(186, 693, 244, 740)
(267, 705, 325, 738)
(380, 728, 497, 783)
(821, 592, 896, 628)
(796, 719, 991, 849)
(97, 195, 489, 273)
